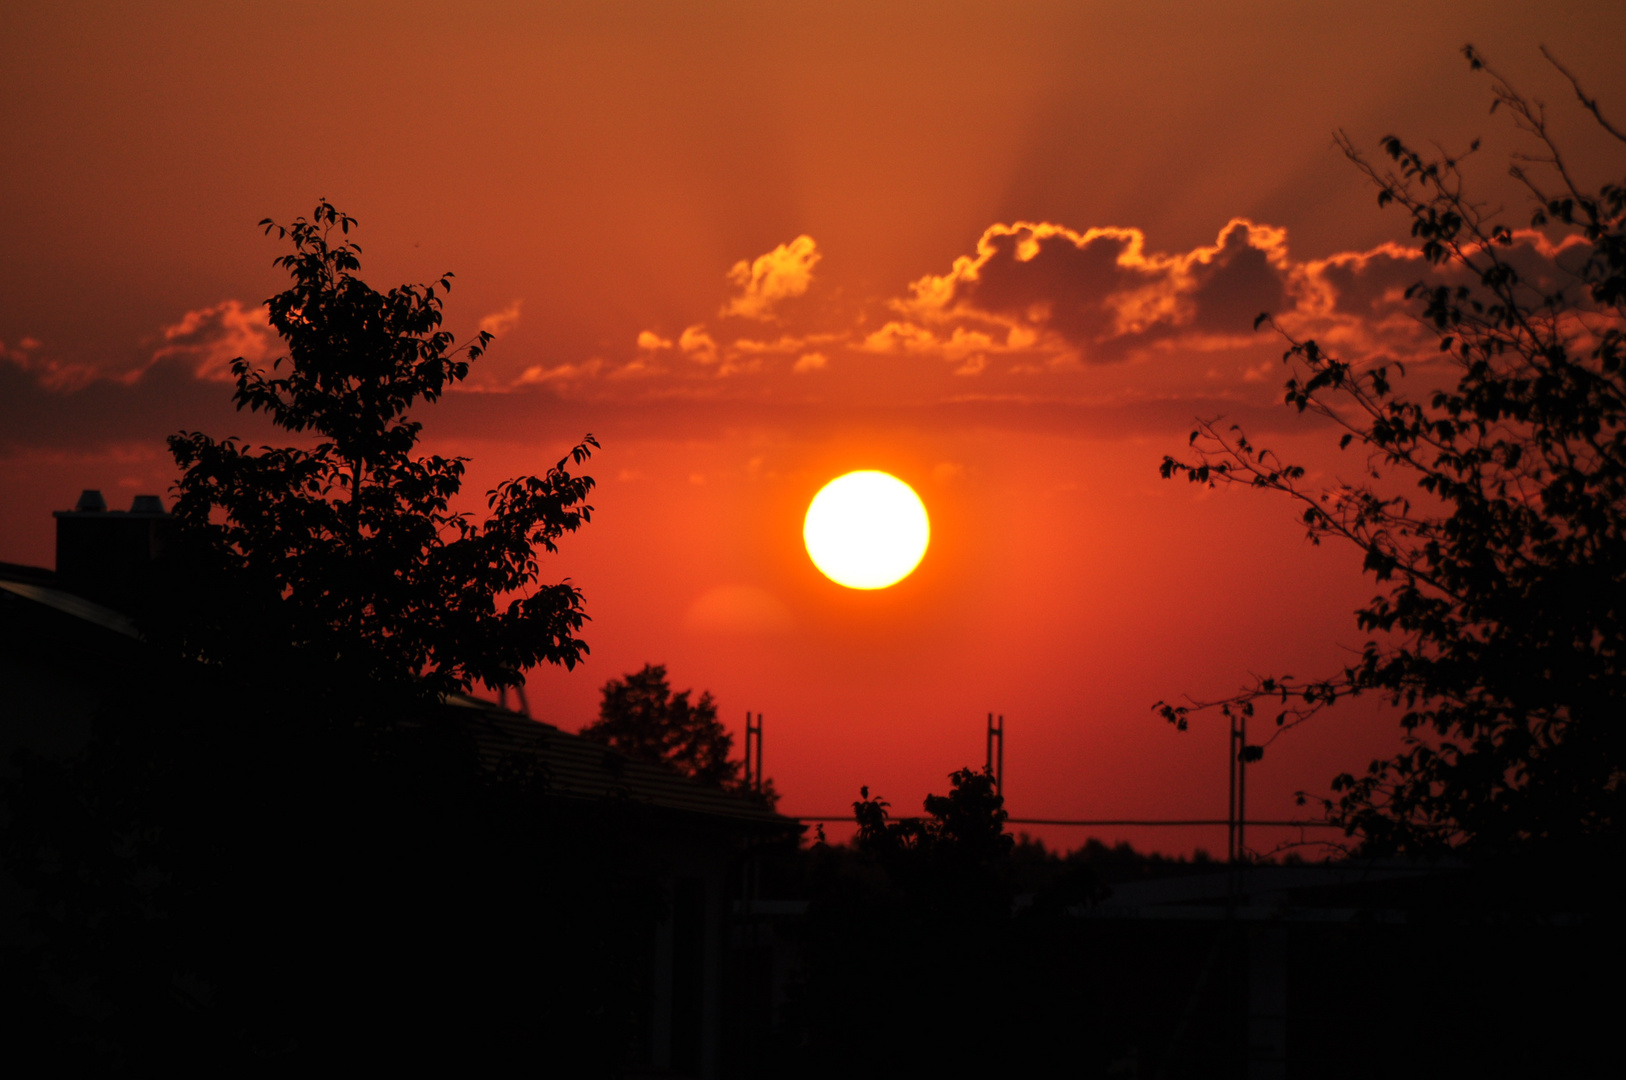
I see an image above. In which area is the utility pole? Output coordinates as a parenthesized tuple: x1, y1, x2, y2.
(985, 712, 1004, 795)
(743, 712, 763, 793)
(1237, 710, 1247, 861)
(1228, 711, 1236, 863)
(1228, 710, 1248, 863)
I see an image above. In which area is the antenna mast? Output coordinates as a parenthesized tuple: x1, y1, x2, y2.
(1228, 710, 1248, 862)
(743, 712, 763, 793)
(985, 712, 1004, 795)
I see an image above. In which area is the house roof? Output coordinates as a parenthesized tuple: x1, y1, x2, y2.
(445, 693, 799, 832)
(0, 576, 140, 640)
(0, 558, 797, 834)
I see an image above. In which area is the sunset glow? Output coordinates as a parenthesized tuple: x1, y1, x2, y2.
(803, 471, 930, 590)
(2, 3, 1623, 857)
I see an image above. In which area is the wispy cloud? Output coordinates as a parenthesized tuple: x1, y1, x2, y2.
(478, 299, 524, 338)
(721, 235, 821, 320)
(1, 335, 103, 392)
(150, 299, 279, 382)
(6, 299, 280, 394)
(514, 357, 605, 385)
(679, 324, 720, 365)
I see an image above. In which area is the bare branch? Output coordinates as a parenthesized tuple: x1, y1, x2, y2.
(1541, 44, 1626, 145)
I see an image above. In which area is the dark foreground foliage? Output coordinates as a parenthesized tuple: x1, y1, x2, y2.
(165, 200, 597, 698)
(0, 656, 663, 1072)
(1, 202, 634, 1070)
(1159, 48, 1626, 859)
(747, 770, 1619, 1079)
(776, 770, 1191, 1077)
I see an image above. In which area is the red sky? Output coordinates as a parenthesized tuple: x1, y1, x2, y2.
(5, 1, 1624, 854)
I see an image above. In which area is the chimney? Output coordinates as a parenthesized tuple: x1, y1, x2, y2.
(53, 490, 176, 613)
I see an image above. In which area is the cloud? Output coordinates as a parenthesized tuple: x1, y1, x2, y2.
(729, 333, 837, 356)
(6, 300, 276, 393)
(2, 336, 103, 392)
(679, 324, 720, 365)
(879, 218, 1613, 383)
(1279, 229, 1603, 363)
(150, 299, 279, 382)
(514, 358, 605, 385)
(609, 355, 662, 379)
(860, 321, 938, 353)
(478, 299, 523, 338)
(895, 219, 1295, 363)
(722, 235, 821, 320)
(3, 215, 1603, 459)
(859, 321, 1000, 373)
(629, 327, 836, 378)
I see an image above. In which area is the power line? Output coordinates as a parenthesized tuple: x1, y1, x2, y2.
(789, 815, 1344, 828)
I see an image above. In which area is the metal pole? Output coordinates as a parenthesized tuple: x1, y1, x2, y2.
(996, 714, 1004, 796)
(1237, 711, 1247, 862)
(986, 713, 1004, 794)
(1228, 713, 1238, 864)
(754, 713, 763, 794)
(986, 712, 994, 782)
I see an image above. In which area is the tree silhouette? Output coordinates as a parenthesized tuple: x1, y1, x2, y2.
(580, 663, 778, 805)
(0, 203, 655, 1069)
(790, 769, 1132, 1077)
(853, 766, 1013, 868)
(166, 200, 597, 696)
(1159, 48, 1626, 858)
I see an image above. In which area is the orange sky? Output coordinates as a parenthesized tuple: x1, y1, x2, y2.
(5, 1, 1625, 854)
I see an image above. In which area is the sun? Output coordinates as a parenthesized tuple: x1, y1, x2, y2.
(803, 471, 930, 589)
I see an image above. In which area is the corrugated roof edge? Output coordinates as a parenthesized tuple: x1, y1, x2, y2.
(0, 573, 796, 834)
(443, 693, 801, 832)
(0, 578, 141, 640)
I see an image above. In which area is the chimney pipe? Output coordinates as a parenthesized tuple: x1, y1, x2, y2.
(53, 490, 175, 614)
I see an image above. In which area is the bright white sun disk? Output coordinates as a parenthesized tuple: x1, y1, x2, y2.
(803, 471, 930, 589)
